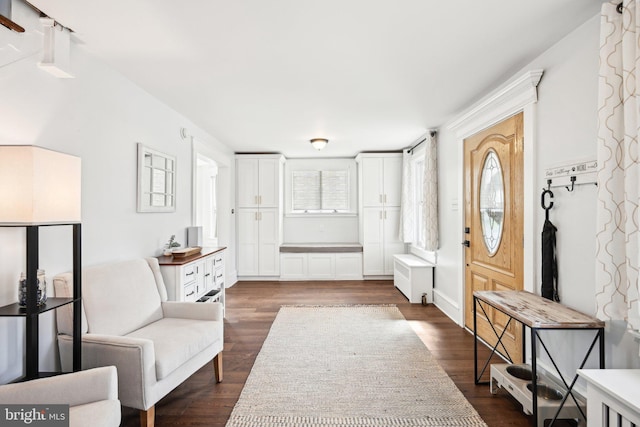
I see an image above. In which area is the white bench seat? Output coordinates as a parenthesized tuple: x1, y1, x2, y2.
(280, 244, 363, 280)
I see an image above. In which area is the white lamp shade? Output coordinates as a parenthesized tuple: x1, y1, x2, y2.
(0, 146, 81, 224)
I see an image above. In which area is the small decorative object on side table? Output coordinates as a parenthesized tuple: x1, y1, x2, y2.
(171, 246, 202, 258)
(163, 234, 181, 256)
(18, 269, 47, 307)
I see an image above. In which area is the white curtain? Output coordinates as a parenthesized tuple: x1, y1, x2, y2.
(399, 149, 415, 242)
(423, 133, 439, 251)
(596, 0, 640, 331)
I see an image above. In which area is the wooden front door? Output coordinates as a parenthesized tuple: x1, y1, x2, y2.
(464, 113, 524, 364)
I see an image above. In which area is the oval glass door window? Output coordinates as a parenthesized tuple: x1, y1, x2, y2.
(479, 150, 504, 255)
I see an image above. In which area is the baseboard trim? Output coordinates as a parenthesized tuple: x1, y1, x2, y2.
(237, 276, 282, 281)
(433, 289, 462, 326)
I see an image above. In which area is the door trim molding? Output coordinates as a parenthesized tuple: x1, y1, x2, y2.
(447, 70, 543, 138)
(446, 69, 543, 327)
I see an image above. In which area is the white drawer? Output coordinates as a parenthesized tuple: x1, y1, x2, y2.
(214, 267, 224, 288)
(183, 283, 197, 301)
(214, 253, 224, 266)
(182, 264, 197, 284)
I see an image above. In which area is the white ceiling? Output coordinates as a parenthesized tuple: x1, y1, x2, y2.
(28, 0, 602, 158)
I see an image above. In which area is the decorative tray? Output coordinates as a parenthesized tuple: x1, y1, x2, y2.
(171, 246, 202, 258)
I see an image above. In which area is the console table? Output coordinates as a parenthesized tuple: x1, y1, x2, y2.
(473, 290, 605, 427)
(157, 247, 226, 314)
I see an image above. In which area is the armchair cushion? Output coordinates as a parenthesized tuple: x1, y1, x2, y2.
(0, 366, 120, 427)
(126, 317, 222, 380)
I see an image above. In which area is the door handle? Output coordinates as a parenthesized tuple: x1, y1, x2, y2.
(462, 240, 470, 247)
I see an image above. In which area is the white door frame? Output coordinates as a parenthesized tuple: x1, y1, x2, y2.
(447, 69, 543, 327)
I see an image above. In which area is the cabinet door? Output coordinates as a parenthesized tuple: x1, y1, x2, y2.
(258, 208, 280, 275)
(361, 158, 384, 207)
(193, 260, 206, 298)
(362, 207, 385, 275)
(383, 207, 404, 274)
(383, 156, 402, 207)
(280, 253, 308, 279)
(204, 255, 216, 292)
(236, 158, 259, 208)
(308, 253, 335, 279)
(237, 209, 260, 275)
(258, 158, 280, 208)
(335, 253, 363, 279)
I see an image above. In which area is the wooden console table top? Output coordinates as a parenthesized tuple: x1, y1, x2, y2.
(157, 246, 226, 266)
(474, 290, 604, 329)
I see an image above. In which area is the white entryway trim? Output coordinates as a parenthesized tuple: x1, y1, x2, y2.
(446, 69, 543, 327)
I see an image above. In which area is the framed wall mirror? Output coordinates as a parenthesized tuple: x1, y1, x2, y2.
(137, 143, 176, 212)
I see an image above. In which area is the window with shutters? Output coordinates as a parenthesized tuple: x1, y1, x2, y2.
(291, 170, 350, 213)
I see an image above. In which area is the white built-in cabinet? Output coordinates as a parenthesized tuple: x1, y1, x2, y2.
(236, 154, 284, 277)
(356, 153, 404, 276)
(280, 252, 363, 280)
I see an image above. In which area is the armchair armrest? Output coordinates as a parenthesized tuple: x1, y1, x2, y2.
(59, 333, 156, 410)
(162, 301, 223, 321)
(0, 366, 118, 407)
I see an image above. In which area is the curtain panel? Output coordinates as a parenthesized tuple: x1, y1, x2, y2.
(399, 150, 415, 243)
(596, 0, 640, 331)
(423, 133, 439, 251)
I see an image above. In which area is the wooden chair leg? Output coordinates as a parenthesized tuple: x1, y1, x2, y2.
(213, 352, 223, 383)
(140, 406, 155, 427)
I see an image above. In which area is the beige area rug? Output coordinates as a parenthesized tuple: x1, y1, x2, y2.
(225, 305, 487, 427)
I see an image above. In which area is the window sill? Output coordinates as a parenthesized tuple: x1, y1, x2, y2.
(285, 212, 358, 218)
(409, 245, 438, 264)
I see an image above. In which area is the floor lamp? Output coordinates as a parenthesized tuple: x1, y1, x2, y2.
(0, 145, 82, 379)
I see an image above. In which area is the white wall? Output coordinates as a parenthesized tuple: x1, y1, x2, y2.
(436, 13, 640, 380)
(0, 2, 235, 382)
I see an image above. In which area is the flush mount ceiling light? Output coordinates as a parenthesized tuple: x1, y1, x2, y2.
(310, 138, 328, 151)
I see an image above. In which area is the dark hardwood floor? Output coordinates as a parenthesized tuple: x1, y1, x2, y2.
(120, 280, 532, 426)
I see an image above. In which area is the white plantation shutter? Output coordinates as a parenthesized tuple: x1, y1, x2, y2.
(321, 171, 349, 211)
(292, 170, 349, 212)
(292, 171, 321, 210)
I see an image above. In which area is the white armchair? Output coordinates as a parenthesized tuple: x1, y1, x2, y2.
(0, 366, 120, 427)
(54, 258, 224, 427)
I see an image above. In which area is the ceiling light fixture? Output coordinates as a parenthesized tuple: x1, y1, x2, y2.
(310, 138, 328, 151)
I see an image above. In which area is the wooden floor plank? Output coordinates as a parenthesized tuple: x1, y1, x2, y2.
(120, 280, 532, 427)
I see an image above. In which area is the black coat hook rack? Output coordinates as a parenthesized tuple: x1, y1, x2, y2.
(546, 175, 597, 192)
(541, 180, 554, 221)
